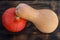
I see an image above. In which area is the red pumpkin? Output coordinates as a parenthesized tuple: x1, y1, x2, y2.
(2, 8, 26, 32)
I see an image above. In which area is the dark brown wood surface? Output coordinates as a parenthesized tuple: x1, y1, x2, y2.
(0, 1, 60, 40)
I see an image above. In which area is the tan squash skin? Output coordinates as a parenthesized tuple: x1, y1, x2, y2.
(16, 3, 58, 33)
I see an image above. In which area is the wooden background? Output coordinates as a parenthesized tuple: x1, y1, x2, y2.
(0, 1, 60, 40)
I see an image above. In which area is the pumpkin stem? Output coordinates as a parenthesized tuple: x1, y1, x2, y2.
(15, 10, 21, 20)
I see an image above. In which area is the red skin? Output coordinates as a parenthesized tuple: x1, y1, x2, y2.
(2, 8, 26, 32)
